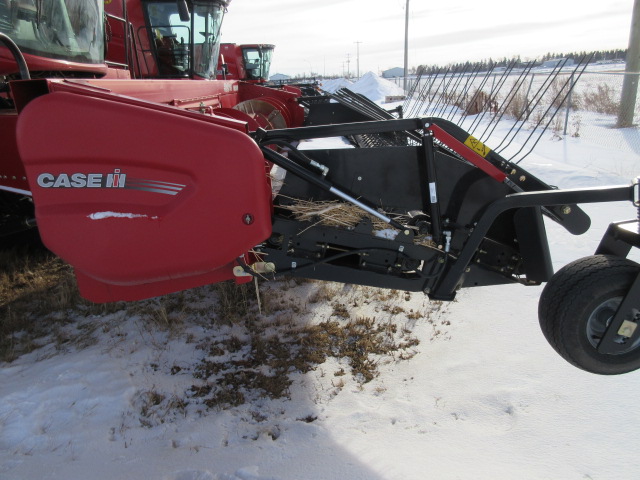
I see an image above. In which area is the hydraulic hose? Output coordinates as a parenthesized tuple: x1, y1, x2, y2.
(0, 32, 30, 80)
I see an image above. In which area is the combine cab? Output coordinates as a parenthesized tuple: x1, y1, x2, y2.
(1, 0, 639, 376)
(217, 43, 274, 83)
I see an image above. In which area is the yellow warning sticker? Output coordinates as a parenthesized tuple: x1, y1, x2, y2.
(464, 135, 491, 158)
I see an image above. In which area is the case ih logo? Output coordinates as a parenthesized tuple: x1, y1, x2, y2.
(36, 170, 186, 196)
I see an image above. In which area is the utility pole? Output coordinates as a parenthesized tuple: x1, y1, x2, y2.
(618, 0, 640, 127)
(355, 41, 362, 78)
(346, 53, 351, 78)
(403, 0, 409, 91)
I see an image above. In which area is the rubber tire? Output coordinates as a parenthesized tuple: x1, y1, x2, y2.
(538, 254, 640, 375)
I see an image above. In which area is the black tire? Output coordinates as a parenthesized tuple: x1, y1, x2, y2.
(538, 254, 640, 375)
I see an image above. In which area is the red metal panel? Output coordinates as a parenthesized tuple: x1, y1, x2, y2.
(17, 91, 272, 301)
(0, 112, 29, 194)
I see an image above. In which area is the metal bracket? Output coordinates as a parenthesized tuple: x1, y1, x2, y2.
(597, 271, 640, 355)
(233, 262, 276, 278)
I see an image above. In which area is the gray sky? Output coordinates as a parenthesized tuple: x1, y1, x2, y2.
(221, 0, 633, 76)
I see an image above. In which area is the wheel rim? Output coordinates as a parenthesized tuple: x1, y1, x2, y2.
(586, 296, 640, 354)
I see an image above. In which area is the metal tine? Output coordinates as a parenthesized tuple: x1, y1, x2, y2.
(408, 68, 439, 118)
(402, 67, 424, 114)
(407, 68, 441, 118)
(427, 66, 453, 113)
(475, 60, 529, 140)
(404, 72, 426, 118)
(335, 89, 394, 121)
(494, 58, 569, 153)
(427, 69, 452, 117)
(447, 63, 484, 123)
(512, 55, 592, 164)
(457, 67, 495, 130)
(430, 68, 459, 118)
(478, 60, 536, 143)
(467, 60, 517, 135)
(434, 66, 467, 119)
(414, 67, 450, 118)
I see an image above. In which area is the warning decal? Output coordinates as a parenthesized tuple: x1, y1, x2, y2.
(464, 135, 491, 158)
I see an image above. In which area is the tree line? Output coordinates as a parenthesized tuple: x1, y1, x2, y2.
(411, 49, 627, 75)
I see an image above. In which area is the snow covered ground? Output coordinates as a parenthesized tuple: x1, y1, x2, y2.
(1, 74, 640, 480)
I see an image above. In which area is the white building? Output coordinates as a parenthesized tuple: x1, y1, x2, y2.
(381, 67, 404, 78)
(269, 73, 291, 82)
(541, 58, 575, 68)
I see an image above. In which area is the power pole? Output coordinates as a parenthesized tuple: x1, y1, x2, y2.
(403, 0, 409, 91)
(355, 41, 362, 78)
(346, 53, 351, 78)
(618, 0, 640, 127)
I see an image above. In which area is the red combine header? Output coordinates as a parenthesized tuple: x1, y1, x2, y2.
(1, 0, 639, 375)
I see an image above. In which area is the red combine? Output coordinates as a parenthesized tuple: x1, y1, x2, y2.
(1, 0, 639, 375)
(217, 43, 273, 83)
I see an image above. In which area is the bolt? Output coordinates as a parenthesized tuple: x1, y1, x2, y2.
(243, 213, 254, 225)
(519, 175, 526, 182)
(561, 205, 572, 215)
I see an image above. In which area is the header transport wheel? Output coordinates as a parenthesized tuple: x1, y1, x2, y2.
(538, 255, 640, 375)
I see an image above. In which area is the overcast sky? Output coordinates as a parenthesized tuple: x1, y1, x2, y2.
(221, 0, 634, 77)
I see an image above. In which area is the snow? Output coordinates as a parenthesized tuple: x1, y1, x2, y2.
(319, 77, 354, 94)
(2, 73, 640, 480)
(321, 72, 405, 103)
(88, 212, 153, 220)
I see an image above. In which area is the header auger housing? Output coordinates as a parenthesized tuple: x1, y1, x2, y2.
(1, 1, 639, 375)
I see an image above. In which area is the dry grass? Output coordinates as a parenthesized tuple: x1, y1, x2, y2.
(0, 247, 80, 361)
(279, 198, 405, 231)
(581, 83, 619, 116)
(187, 310, 423, 409)
(1, 247, 438, 424)
(279, 198, 436, 247)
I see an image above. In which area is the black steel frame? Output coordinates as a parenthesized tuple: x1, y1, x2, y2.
(256, 117, 639, 303)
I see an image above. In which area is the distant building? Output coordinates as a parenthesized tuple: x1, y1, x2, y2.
(541, 58, 575, 68)
(269, 73, 291, 82)
(382, 67, 404, 78)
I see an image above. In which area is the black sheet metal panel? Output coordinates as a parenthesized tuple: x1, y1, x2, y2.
(304, 102, 371, 126)
(513, 206, 554, 283)
(274, 143, 546, 293)
(277, 144, 515, 244)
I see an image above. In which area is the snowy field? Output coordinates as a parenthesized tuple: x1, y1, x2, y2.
(1, 73, 640, 480)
